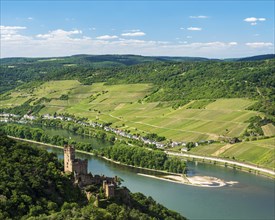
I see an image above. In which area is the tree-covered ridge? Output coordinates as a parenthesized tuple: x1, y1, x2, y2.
(0, 134, 187, 220)
(0, 134, 86, 219)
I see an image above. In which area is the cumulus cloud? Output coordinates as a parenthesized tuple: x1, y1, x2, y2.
(190, 15, 208, 19)
(121, 31, 146, 37)
(187, 27, 202, 31)
(36, 29, 82, 39)
(245, 42, 273, 48)
(96, 35, 118, 40)
(244, 17, 266, 25)
(0, 25, 27, 35)
(1, 25, 273, 58)
(0, 26, 31, 42)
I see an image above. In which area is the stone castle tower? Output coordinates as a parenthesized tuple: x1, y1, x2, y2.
(64, 145, 88, 175)
(64, 145, 75, 173)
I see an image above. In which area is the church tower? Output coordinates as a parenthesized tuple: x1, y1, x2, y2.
(64, 145, 75, 173)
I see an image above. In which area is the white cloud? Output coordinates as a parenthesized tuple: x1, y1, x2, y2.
(0, 26, 273, 58)
(190, 15, 208, 19)
(121, 31, 146, 37)
(96, 35, 118, 40)
(187, 27, 202, 31)
(182, 41, 237, 48)
(244, 17, 258, 22)
(126, 29, 141, 32)
(0, 25, 27, 35)
(0, 26, 31, 42)
(245, 42, 273, 48)
(180, 27, 185, 30)
(27, 17, 33, 20)
(36, 29, 82, 39)
(186, 36, 192, 39)
(244, 17, 266, 25)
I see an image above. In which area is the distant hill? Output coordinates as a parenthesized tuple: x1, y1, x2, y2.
(237, 54, 275, 61)
(0, 54, 217, 67)
(2, 54, 274, 67)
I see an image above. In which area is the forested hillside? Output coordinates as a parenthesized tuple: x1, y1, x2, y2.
(1, 55, 274, 115)
(0, 134, 186, 219)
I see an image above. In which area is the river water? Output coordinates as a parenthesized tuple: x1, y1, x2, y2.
(35, 143, 274, 220)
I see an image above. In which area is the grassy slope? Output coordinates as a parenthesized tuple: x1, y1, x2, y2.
(190, 138, 275, 169)
(1, 80, 274, 168)
(1, 80, 264, 141)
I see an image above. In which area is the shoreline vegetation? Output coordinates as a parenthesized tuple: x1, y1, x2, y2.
(9, 136, 274, 186)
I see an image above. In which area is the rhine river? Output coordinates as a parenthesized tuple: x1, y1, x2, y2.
(35, 138, 275, 220)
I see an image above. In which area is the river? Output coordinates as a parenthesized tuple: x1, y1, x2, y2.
(34, 142, 274, 220)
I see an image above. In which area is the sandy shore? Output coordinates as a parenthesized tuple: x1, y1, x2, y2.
(137, 173, 238, 187)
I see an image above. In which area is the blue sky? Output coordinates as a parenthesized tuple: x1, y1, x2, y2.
(1, 1, 274, 58)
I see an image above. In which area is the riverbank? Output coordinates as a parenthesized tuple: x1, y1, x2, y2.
(8, 136, 179, 175)
(8, 136, 275, 180)
(8, 136, 95, 156)
(166, 151, 275, 178)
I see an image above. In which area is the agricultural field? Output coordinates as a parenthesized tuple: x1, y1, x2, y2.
(0, 80, 262, 142)
(189, 138, 275, 169)
(221, 138, 275, 169)
(261, 123, 275, 136)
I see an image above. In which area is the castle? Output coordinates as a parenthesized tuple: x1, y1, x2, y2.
(64, 145, 117, 198)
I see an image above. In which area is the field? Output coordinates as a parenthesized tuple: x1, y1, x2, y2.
(190, 138, 275, 169)
(261, 123, 275, 136)
(1, 80, 262, 143)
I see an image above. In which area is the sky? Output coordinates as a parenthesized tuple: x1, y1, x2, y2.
(0, 1, 274, 58)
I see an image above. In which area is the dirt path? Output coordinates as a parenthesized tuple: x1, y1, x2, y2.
(212, 144, 232, 156)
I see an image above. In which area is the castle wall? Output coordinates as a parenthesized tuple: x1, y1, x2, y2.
(74, 159, 88, 175)
(105, 184, 115, 198)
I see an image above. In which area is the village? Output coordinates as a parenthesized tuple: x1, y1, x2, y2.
(0, 112, 217, 152)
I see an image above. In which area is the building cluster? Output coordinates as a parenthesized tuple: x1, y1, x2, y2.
(64, 145, 117, 198)
(1, 111, 217, 150)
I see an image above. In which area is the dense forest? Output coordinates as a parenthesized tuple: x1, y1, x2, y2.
(0, 134, 86, 219)
(1, 54, 274, 116)
(0, 134, 187, 219)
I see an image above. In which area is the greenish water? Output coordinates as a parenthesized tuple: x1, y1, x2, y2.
(37, 145, 274, 220)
